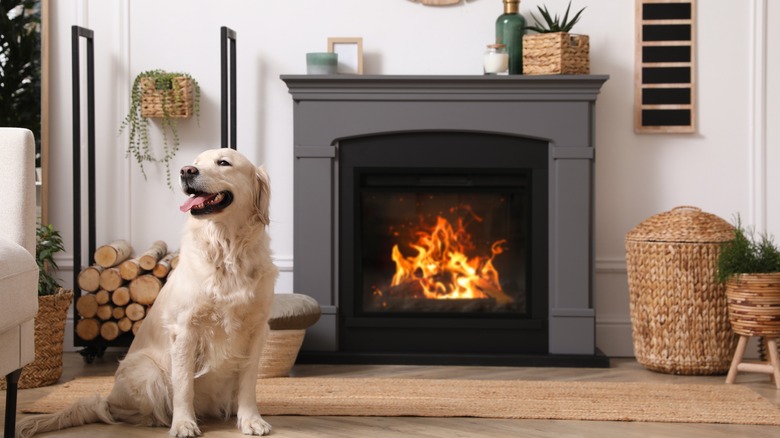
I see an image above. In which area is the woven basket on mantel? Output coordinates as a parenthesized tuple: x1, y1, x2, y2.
(522, 32, 589, 75)
(625, 206, 737, 375)
(140, 76, 194, 118)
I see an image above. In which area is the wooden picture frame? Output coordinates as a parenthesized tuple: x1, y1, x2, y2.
(634, 0, 696, 134)
(328, 37, 363, 75)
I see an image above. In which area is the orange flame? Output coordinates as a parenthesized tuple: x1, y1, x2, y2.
(383, 214, 512, 303)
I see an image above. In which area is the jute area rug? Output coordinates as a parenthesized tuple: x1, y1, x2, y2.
(24, 376, 780, 426)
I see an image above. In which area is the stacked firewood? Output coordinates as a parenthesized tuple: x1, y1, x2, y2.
(75, 240, 178, 342)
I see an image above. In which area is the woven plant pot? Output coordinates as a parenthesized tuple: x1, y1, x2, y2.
(522, 32, 589, 75)
(725, 273, 780, 337)
(0, 289, 73, 389)
(257, 329, 306, 378)
(625, 206, 737, 375)
(140, 76, 193, 118)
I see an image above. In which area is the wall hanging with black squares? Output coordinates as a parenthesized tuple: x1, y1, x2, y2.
(635, 0, 696, 133)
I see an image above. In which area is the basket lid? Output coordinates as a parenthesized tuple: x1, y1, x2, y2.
(626, 206, 734, 243)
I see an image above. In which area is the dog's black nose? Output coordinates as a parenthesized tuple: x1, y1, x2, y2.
(181, 166, 199, 177)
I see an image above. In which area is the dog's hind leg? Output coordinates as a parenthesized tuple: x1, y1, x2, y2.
(107, 351, 173, 428)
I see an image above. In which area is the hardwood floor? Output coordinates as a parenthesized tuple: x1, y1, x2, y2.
(3, 352, 779, 437)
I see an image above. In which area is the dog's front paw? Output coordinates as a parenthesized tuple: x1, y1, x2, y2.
(238, 414, 272, 436)
(169, 418, 202, 438)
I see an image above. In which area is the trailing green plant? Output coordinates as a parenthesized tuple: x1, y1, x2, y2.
(36, 223, 65, 296)
(118, 69, 200, 189)
(526, 0, 586, 34)
(717, 216, 780, 284)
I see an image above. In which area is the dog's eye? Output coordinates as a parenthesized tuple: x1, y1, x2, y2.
(218, 160, 232, 167)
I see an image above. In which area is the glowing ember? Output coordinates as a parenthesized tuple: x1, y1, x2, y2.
(376, 212, 512, 304)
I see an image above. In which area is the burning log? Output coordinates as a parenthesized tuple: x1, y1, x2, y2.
(93, 240, 133, 268)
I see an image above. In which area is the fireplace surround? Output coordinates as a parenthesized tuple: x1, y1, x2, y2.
(282, 75, 609, 366)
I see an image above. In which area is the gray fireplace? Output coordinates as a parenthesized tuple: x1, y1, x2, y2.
(282, 75, 608, 365)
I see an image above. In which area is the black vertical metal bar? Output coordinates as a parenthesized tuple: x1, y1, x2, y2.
(71, 26, 81, 322)
(71, 26, 94, 342)
(221, 26, 237, 150)
(230, 32, 237, 150)
(220, 27, 228, 149)
(86, 32, 96, 263)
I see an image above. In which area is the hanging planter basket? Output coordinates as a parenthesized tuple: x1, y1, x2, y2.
(522, 32, 590, 75)
(140, 76, 194, 119)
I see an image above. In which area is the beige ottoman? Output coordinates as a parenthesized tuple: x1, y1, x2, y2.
(257, 293, 320, 378)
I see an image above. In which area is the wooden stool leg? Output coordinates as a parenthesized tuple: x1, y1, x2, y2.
(766, 338, 780, 390)
(726, 335, 749, 384)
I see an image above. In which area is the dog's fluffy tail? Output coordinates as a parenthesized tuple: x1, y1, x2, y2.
(16, 394, 116, 438)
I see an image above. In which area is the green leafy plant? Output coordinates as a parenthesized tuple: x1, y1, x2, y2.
(36, 223, 65, 296)
(0, 0, 42, 165)
(119, 69, 200, 189)
(526, 0, 586, 33)
(717, 216, 780, 284)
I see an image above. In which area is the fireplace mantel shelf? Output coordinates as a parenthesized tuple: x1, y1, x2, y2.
(282, 74, 609, 101)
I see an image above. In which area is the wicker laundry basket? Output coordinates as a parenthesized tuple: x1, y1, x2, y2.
(625, 206, 737, 375)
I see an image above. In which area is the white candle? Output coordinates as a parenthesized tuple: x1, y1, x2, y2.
(483, 45, 509, 75)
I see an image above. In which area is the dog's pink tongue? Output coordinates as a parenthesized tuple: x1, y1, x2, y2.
(180, 194, 213, 212)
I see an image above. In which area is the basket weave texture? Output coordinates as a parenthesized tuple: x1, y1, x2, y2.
(257, 329, 306, 378)
(1, 290, 73, 389)
(726, 273, 780, 337)
(625, 206, 737, 375)
(522, 32, 589, 75)
(140, 77, 193, 118)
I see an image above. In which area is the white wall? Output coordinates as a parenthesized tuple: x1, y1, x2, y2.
(48, 0, 779, 356)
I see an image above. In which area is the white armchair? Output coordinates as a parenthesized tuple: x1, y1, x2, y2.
(0, 128, 39, 437)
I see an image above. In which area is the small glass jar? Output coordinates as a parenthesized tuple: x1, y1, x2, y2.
(483, 43, 509, 75)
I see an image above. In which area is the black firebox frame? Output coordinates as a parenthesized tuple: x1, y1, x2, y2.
(338, 132, 550, 357)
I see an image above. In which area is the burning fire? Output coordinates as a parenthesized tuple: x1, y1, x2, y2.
(377, 212, 512, 304)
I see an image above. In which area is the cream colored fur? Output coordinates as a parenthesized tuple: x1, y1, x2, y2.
(18, 149, 278, 437)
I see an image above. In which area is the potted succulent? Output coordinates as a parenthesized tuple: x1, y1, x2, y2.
(522, 1, 589, 75)
(0, 224, 72, 389)
(119, 69, 200, 189)
(717, 217, 780, 361)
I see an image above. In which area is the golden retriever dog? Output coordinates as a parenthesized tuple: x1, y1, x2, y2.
(18, 148, 278, 437)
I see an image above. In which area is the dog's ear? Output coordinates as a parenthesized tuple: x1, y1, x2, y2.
(254, 166, 271, 226)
